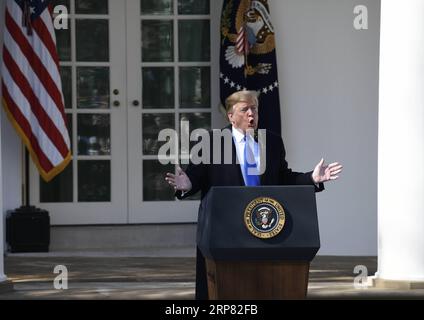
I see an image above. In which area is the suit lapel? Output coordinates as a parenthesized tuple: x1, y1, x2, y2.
(259, 130, 269, 185)
(232, 136, 245, 186)
(223, 125, 244, 186)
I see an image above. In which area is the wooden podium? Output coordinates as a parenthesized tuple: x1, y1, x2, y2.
(197, 186, 320, 300)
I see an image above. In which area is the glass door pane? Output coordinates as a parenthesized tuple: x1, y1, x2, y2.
(31, 0, 128, 225)
(31, 0, 217, 224)
(127, 0, 212, 223)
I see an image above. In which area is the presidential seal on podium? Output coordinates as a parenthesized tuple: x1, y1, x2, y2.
(244, 197, 286, 239)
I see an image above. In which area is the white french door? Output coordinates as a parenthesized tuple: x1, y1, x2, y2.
(126, 0, 212, 223)
(30, 0, 216, 225)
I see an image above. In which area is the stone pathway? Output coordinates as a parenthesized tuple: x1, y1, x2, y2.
(1, 255, 424, 299)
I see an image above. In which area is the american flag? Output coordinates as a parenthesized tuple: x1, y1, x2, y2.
(1, 0, 71, 181)
(235, 26, 247, 55)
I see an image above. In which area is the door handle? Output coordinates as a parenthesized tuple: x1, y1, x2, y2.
(132, 100, 140, 107)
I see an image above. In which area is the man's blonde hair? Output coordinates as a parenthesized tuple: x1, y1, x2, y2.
(225, 90, 259, 114)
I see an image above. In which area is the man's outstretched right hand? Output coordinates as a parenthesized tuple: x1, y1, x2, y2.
(165, 166, 192, 192)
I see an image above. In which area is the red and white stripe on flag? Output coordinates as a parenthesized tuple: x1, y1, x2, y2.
(1, 0, 71, 182)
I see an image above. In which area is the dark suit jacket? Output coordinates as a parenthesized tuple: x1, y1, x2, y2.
(176, 125, 324, 299)
(176, 125, 324, 200)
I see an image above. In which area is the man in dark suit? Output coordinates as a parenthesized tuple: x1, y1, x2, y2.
(165, 90, 342, 299)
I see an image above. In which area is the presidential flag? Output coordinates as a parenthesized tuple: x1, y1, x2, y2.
(1, 0, 71, 181)
(220, 0, 281, 135)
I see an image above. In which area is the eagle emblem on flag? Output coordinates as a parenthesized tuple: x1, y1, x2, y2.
(221, 0, 275, 76)
(220, 0, 282, 134)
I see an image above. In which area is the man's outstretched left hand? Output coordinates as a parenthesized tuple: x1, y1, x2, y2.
(312, 158, 343, 184)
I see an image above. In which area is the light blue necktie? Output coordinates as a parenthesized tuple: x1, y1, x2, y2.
(243, 137, 260, 186)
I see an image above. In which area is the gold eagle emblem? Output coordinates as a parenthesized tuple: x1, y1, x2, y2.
(221, 0, 276, 76)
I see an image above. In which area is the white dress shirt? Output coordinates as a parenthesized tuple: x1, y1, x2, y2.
(232, 126, 260, 185)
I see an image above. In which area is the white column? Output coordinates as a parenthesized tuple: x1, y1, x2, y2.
(375, 0, 424, 286)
